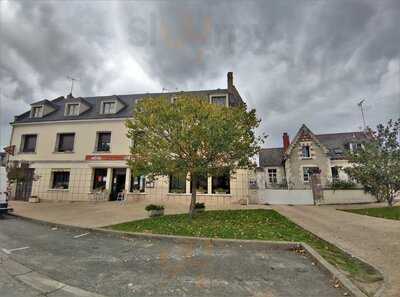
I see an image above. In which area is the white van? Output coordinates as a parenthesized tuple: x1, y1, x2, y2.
(0, 166, 12, 216)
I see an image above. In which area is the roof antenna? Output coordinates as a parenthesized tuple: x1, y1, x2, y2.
(67, 76, 79, 96)
(357, 99, 367, 131)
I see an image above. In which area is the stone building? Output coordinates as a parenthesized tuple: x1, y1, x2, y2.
(7, 72, 251, 204)
(259, 124, 369, 189)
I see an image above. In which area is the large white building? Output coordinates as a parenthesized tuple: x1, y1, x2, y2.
(7, 73, 252, 205)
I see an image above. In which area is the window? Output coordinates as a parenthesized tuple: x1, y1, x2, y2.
(210, 95, 227, 106)
(349, 143, 363, 152)
(21, 134, 37, 153)
(92, 168, 107, 190)
(65, 103, 79, 116)
(130, 175, 145, 192)
(268, 169, 277, 184)
(191, 174, 208, 194)
(96, 132, 111, 152)
(51, 171, 70, 189)
(56, 133, 75, 152)
(169, 173, 186, 193)
(331, 167, 339, 180)
(301, 145, 311, 158)
(102, 101, 116, 114)
(31, 106, 43, 118)
(303, 167, 319, 183)
(212, 173, 230, 194)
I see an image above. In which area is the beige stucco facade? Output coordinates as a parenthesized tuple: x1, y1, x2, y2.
(8, 119, 250, 204)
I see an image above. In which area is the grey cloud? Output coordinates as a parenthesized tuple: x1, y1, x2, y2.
(0, 0, 399, 150)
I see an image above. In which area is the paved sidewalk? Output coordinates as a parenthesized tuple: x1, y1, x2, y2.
(9, 200, 269, 228)
(272, 205, 400, 297)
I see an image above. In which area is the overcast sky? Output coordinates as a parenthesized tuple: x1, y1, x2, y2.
(1, 0, 399, 150)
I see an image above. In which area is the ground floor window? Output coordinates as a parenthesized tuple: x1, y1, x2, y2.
(131, 175, 145, 192)
(191, 174, 208, 194)
(169, 173, 186, 193)
(331, 166, 339, 180)
(303, 167, 319, 183)
(268, 169, 277, 184)
(93, 168, 107, 191)
(51, 171, 70, 189)
(212, 173, 230, 194)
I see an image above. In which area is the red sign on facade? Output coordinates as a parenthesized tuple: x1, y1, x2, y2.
(85, 155, 128, 161)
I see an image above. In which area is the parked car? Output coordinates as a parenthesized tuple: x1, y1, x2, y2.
(0, 166, 13, 217)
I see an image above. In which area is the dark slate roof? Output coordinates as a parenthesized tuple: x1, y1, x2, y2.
(259, 148, 284, 167)
(315, 131, 369, 159)
(13, 88, 244, 124)
(259, 131, 369, 166)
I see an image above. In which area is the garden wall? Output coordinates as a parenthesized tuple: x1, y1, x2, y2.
(254, 189, 314, 205)
(320, 189, 377, 205)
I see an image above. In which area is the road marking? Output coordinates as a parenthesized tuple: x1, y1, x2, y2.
(73, 232, 90, 239)
(2, 246, 30, 254)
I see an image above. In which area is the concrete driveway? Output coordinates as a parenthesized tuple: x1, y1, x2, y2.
(273, 205, 400, 297)
(0, 216, 349, 297)
(9, 200, 270, 228)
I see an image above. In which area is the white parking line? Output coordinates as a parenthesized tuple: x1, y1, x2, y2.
(73, 232, 90, 239)
(1, 246, 30, 254)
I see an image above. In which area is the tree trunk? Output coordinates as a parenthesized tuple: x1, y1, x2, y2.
(189, 174, 197, 218)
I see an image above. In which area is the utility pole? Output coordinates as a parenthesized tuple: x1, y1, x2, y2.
(357, 99, 367, 131)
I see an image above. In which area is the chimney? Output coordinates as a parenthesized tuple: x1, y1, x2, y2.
(283, 132, 290, 152)
(66, 93, 74, 100)
(227, 72, 233, 91)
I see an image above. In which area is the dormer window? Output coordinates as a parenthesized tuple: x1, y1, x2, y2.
(31, 106, 43, 118)
(65, 103, 80, 116)
(101, 101, 116, 114)
(210, 94, 228, 106)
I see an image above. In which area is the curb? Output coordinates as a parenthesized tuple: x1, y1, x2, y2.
(7, 213, 378, 297)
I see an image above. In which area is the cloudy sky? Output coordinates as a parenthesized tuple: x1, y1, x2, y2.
(0, 0, 399, 149)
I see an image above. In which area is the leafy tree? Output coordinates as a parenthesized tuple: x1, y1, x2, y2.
(345, 119, 400, 206)
(126, 95, 264, 217)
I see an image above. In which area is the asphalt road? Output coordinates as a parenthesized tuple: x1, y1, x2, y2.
(0, 216, 349, 297)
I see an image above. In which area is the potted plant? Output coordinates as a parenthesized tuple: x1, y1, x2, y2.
(28, 195, 40, 203)
(145, 204, 164, 217)
(194, 202, 205, 214)
(214, 188, 227, 194)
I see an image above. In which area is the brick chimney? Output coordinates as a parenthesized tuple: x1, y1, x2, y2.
(227, 72, 233, 91)
(283, 132, 290, 152)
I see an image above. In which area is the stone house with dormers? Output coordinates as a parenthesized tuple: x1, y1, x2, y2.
(259, 124, 369, 189)
(6, 72, 252, 204)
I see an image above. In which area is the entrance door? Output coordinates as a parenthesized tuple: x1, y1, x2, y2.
(110, 168, 126, 201)
(15, 168, 34, 201)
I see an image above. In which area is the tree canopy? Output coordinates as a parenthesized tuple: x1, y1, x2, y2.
(345, 118, 400, 206)
(126, 95, 264, 215)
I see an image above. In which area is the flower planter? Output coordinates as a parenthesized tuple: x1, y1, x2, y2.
(194, 208, 205, 214)
(29, 196, 40, 203)
(148, 209, 164, 217)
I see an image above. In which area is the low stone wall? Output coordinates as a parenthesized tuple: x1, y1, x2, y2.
(129, 193, 243, 206)
(254, 189, 314, 205)
(320, 189, 377, 205)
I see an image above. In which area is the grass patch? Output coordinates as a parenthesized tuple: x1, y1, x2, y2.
(343, 206, 400, 220)
(110, 209, 382, 284)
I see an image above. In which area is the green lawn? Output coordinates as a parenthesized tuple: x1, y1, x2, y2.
(110, 209, 382, 284)
(343, 206, 400, 220)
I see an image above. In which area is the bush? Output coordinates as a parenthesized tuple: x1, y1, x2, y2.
(194, 202, 205, 209)
(328, 179, 356, 190)
(145, 204, 164, 211)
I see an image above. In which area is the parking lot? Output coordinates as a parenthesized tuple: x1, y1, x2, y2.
(0, 216, 349, 297)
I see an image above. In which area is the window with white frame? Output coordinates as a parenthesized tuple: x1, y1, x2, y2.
(101, 101, 116, 114)
(301, 145, 311, 158)
(51, 171, 70, 189)
(130, 175, 146, 192)
(31, 106, 43, 118)
(169, 173, 186, 193)
(268, 169, 277, 184)
(212, 173, 230, 194)
(349, 142, 363, 152)
(96, 132, 111, 152)
(303, 167, 319, 183)
(20, 134, 37, 153)
(210, 95, 227, 106)
(65, 103, 79, 116)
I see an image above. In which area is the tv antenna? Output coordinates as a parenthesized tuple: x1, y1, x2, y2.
(357, 99, 367, 131)
(67, 76, 79, 95)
